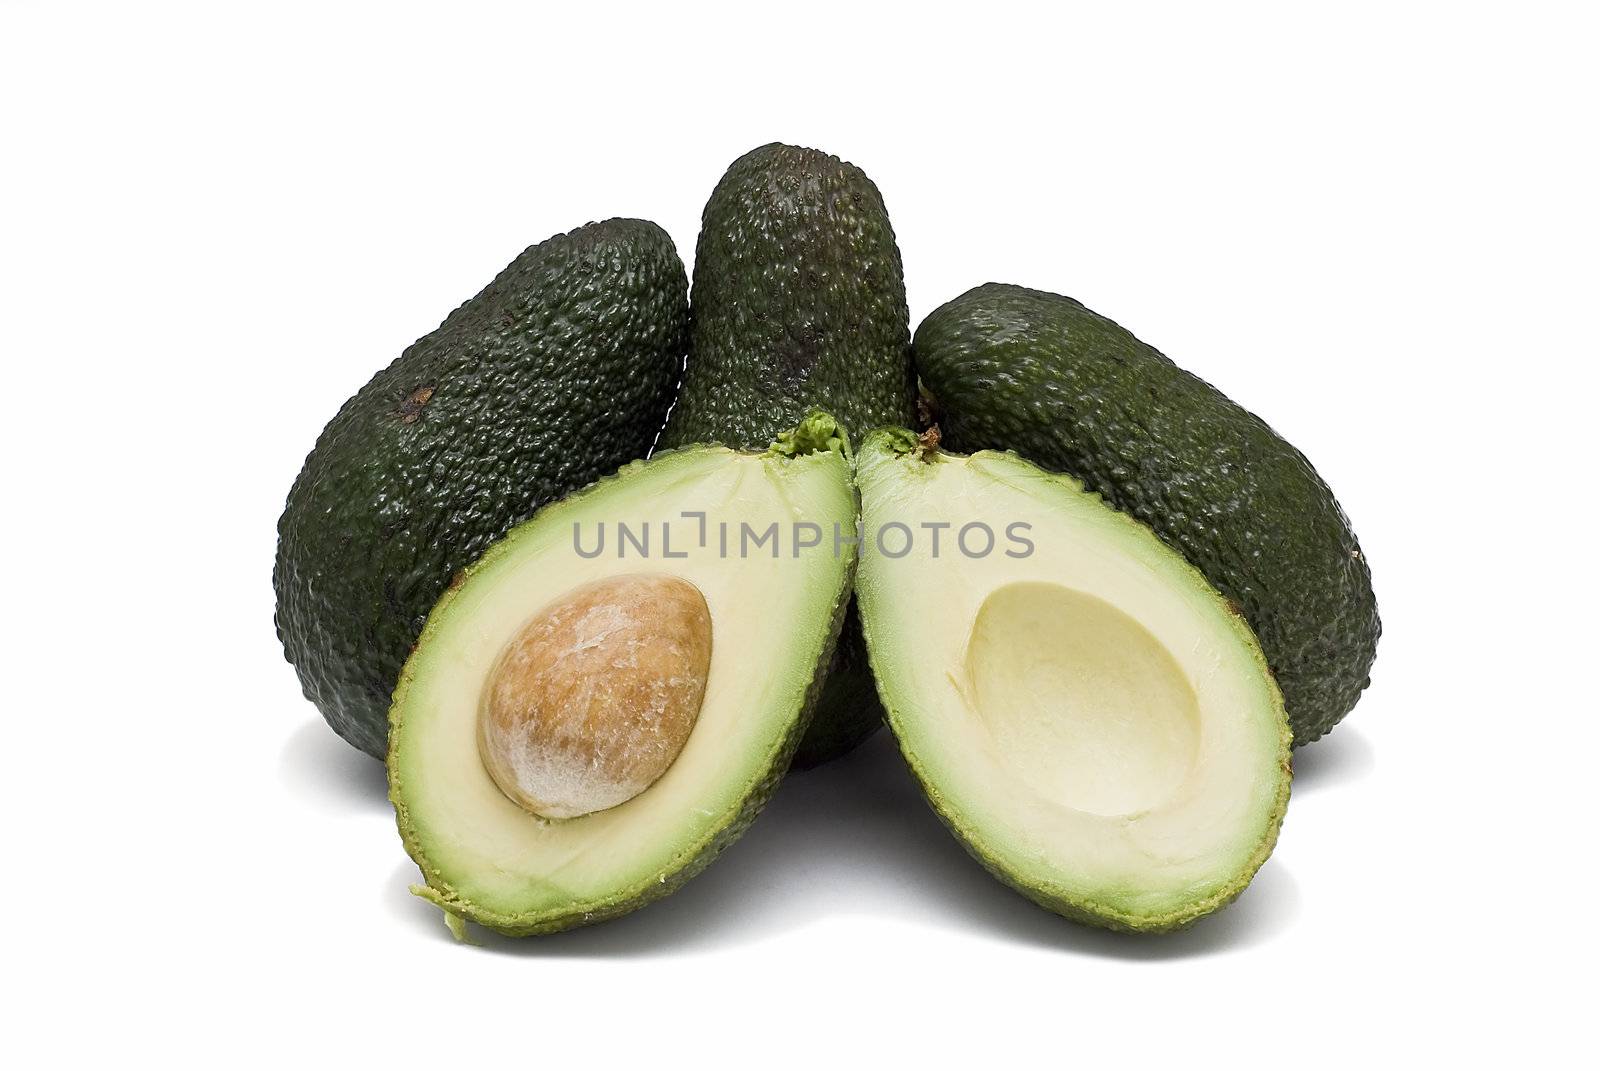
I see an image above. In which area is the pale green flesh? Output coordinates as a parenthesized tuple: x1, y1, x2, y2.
(389, 444, 855, 926)
(855, 434, 1290, 928)
(966, 582, 1203, 818)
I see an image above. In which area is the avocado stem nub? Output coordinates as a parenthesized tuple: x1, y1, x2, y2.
(769, 411, 850, 460)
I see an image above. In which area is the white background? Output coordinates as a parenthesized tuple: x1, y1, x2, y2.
(4, 1, 1596, 1065)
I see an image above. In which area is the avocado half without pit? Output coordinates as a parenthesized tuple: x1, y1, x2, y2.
(389, 414, 857, 936)
(854, 429, 1292, 932)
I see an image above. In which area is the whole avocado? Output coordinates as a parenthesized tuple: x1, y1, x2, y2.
(914, 283, 1378, 744)
(275, 219, 688, 758)
(659, 143, 917, 449)
(660, 143, 917, 766)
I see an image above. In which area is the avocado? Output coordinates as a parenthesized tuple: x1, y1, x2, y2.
(275, 219, 688, 758)
(390, 414, 858, 936)
(854, 429, 1291, 932)
(914, 284, 1379, 744)
(659, 143, 917, 765)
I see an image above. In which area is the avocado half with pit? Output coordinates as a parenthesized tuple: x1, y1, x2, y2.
(855, 429, 1291, 932)
(389, 414, 857, 936)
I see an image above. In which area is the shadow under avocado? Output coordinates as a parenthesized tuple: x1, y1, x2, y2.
(280, 718, 390, 813)
(1291, 724, 1376, 794)
(388, 731, 1300, 959)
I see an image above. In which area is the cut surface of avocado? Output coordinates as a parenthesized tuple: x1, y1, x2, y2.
(389, 415, 857, 936)
(854, 429, 1291, 932)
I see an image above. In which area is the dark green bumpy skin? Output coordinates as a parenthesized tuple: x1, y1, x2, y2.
(275, 219, 688, 758)
(914, 284, 1378, 744)
(660, 143, 917, 766)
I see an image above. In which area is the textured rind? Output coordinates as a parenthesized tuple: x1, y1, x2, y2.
(660, 143, 916, 763)
(660, 143, 917, 448)
(790, 608, 881, 768)
(390, 424, 858, 937)
(914, 284, 1379, 744)
(855, 429, 1293, 932)
(274, 219, 688, 758)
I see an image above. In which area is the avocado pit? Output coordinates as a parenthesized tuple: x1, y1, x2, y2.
(478, 573, 712, 820)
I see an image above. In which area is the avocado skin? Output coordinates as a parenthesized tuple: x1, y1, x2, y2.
(914, 284, 1378, 744)
(275, 219, 688, 758)
(660, 143, 917, 765)
(660, 143, 917, 449)
(791, 609, 882, 767)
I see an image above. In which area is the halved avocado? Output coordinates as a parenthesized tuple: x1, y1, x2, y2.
(389, 415, 857, 936)
(855, 429, 1291, 932)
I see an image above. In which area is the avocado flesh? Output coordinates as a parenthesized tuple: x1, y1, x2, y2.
(914, 283, 1378, 744)
(275, 219, 688, 758)
(659, 143, 917, 766)
(390, 418, 857, 936)
(855, 430, 1290, 932)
